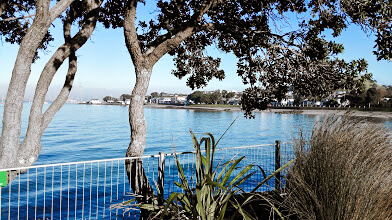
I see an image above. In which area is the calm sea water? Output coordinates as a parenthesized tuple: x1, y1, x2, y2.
(0, 103, 391, 164)
(0, 103, 391, 219)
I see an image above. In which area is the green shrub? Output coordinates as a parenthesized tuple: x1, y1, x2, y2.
(283, 115, 392, 219)
(113, 121, 258, 219)
(113, 121, 295, 219)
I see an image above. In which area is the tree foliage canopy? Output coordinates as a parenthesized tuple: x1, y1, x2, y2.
(1, 1, 391, 117)
(0, 0, 98, 61)
(98, 0, 391, 117)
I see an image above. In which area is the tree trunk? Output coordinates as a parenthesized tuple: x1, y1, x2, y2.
(0, 0, 99, 170)
(0, 1, 52, 168)
(126, 66, 154, 219)
(121, 1, 209, 218)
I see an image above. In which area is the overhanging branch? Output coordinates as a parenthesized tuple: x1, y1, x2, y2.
(147, 1, 218, 64)
(0, 14, 35, 22)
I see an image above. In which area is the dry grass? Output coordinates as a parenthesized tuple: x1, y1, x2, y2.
(282, 115, 392, 220)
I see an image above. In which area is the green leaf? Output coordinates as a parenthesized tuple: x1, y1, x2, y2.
(138, 203, 160, 211)
(177, 193, 192, 212)
(174, 181, 188, 191)
(163, 193, 182, 216)
(217, 202, 228, 220)
(230, 170, 257, 192)
(204, 133, 216, 171)
(229, 198, 255, 220)
(228, 164, 254, 186)
(216, 161, 231, 182)
(251, 158, 296, 193)
(206, 179, 224, 189)
(221, 156, 245, 186)
(173, 147, 191, 192)
(216, 117, 238, 146)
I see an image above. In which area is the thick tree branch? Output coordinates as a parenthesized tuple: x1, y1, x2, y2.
(42, 51, 77, 131)
(36, 0, 50, 17)
(49, 0, 75, 21)
(42, 1, 102, 128)
(0, 0, 6, 16)
(20, 0, 102, 157)
(124, 0, 143, 66)
(148, 25, 196, 64)
(148, 0, 217, 65)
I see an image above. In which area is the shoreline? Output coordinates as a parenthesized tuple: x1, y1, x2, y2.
(144, 104, 392, 120)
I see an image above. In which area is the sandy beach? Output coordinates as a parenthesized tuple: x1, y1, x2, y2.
(145, 104, 392, 120)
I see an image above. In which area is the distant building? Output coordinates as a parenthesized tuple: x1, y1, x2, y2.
(171, 95, 187, 104)
(125, 99, 131, 105)
(89, 99, 102, 104)
(158, 97, 172, 104)
(150, 97, 159, 104)
(66, 99, 78, 104)
(228, 97, 240, 105)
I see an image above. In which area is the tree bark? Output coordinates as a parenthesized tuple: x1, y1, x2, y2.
(0, 0, 98, 170)
(0, 0, 53, 168)
(125, 67, 154, 219)
(127, 67, 152, 157)
(122, 1, 215, 218)
(122, 2, 214, 218)
(18, 1, 102, 168)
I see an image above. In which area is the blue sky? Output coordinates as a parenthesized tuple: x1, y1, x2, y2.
(0, 4, 391, 101)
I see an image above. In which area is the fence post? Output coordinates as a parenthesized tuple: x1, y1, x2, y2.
(275, 140, 281, 191)
(158, 152, 165, 204)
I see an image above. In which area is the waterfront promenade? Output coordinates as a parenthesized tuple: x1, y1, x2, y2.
(145, 104, 392, 120)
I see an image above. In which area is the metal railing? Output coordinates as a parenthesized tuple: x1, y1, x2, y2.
(0, 141, 294, 219)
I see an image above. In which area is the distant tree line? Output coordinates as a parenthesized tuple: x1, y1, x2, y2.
(150, 92, 187, 98)
(343, 84, 392, 107)
(102, 94, 132, 102)
(187, 90, 237, 104)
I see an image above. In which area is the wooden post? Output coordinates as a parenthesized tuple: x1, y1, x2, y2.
(158, 152, 165, 204)
(275, 140, 281, 191)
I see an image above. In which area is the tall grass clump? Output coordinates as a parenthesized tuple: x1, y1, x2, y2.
(283, 115, 392, 219)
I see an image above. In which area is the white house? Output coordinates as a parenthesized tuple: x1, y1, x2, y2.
(125, 99, 131, 105)
(171, 95, 187, 104)
(89, 99, 102, 104)
(158, 97, 172, 104)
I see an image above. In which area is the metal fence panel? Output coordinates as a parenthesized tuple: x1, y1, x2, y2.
(0, 142, 294, 219)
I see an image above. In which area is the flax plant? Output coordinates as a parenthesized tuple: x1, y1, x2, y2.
(165, 129, 256, 220)
(113, 120, 292, 219)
